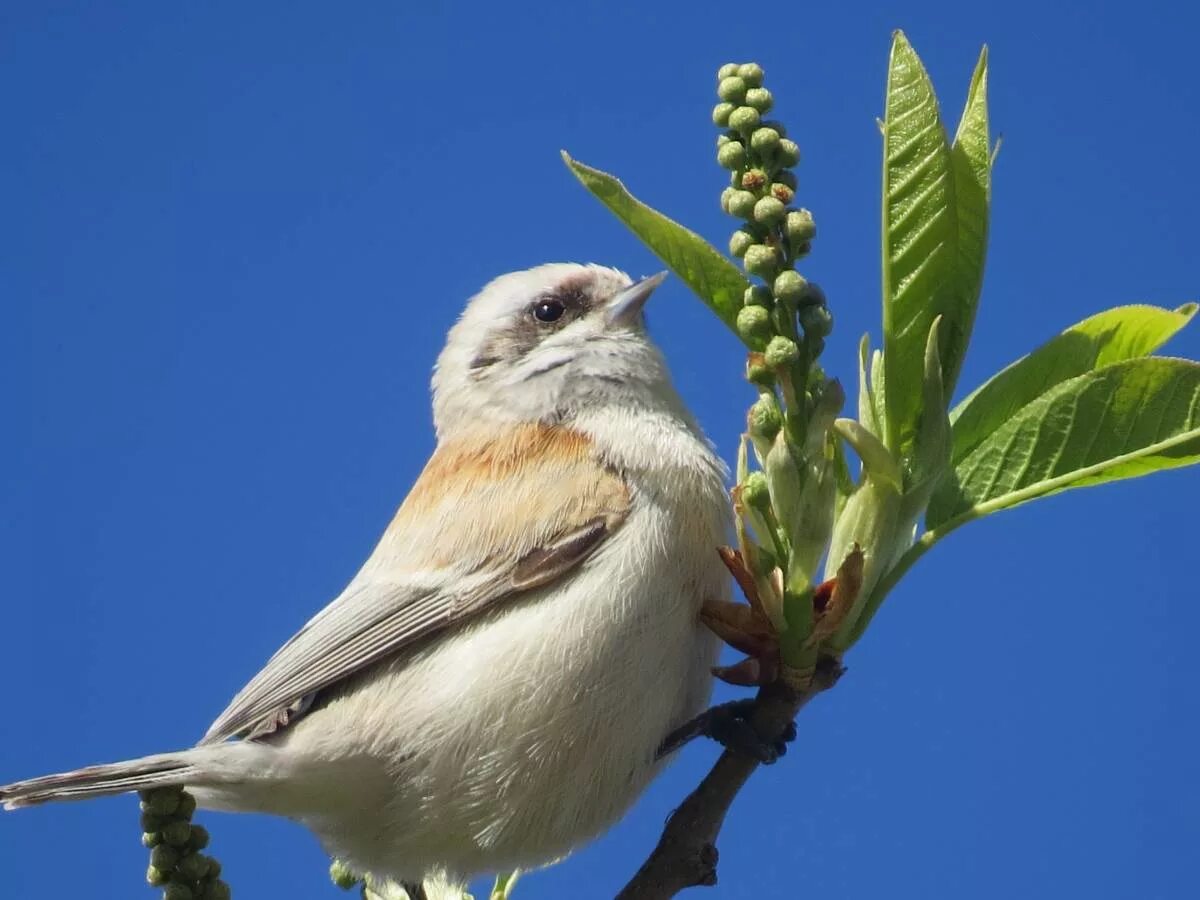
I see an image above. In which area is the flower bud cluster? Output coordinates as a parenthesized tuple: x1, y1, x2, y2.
(140, 788, 230, 900)
(718, 63, 843, 671)
(714, 63, 831, 359)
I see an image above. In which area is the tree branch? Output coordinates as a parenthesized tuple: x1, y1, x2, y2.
(616, 657, 845, 899)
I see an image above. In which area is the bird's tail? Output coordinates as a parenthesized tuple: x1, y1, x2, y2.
(1, 751, 202, 809)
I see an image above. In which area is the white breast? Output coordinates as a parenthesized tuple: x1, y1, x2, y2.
(281, 411, 730, 883)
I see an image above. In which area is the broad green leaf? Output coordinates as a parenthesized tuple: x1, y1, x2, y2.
(949, 303, 1197, 464)
(946, 46, 991, 397)
(927, 357, 1200, 530)
(880, 32, 958, 462)
(561, 151, 749, 333)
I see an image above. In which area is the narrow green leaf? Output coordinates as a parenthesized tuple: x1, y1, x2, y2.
(927, 357, 1200, 530)
(945, 45, 991, 397)
(908, 316, 951, 499)
(561, 151, 749, 332)
(490, 871, 520, 899)
(949, 303, 1197, 464)
(870, 347, 888, 446)
(880, 32, 958, 461)
(858, 334, 881, 438)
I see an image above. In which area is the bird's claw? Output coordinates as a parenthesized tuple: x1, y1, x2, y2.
(684, 699, 795, 764)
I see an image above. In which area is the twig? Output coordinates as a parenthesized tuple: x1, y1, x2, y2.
(616, 657, 845, 899)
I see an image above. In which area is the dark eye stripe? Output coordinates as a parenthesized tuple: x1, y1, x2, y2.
(472, 281, 602, 375)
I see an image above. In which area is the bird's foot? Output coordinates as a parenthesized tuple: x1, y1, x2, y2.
(657, 698, 796, 763)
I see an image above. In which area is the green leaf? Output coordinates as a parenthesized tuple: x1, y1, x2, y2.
(927, 357, 1200, 530)
(561, 151, 749, 333)
(907, 317, 951, 501)
(858, 334, 881, 438)
(881, 34, 991, 468)
(490, 871, 520, 899)
(946, 46, 991, 397)
(880, 30, 955, 461)
(949, 303, 1198, 464)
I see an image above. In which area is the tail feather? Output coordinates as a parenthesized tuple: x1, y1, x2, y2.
(1, 753, 198, 810)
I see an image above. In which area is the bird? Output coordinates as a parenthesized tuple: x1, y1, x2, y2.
(1, 263, 732, 887)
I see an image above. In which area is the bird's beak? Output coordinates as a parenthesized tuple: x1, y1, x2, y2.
(606, 271, 668, 327)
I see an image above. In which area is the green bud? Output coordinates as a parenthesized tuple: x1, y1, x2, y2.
(807, 377, 845, 454)
(203, 882, 232, 900)
(736, 304, 773, 349)
(717, 133, 732, 147)
(746, 355, 776, 386)
(777, 138, 801, 167)
(747, 543, 778, 579)
(141, 789, 182, 817)
(770, 183, 795, 205)
(786, 208, 817, 244)
(140, 810, 166, 832)
(744, 87, 773, 113)
(750, 127, 781, 154)
(717, 76, 747, 103)
(740, 472, 770, 509)
(720, 187, 736, 214)
(743, 284, 772, 307)
(727, 105, 761, 133)
(187, 825, 210, 851)
(742, 244, 779, 279)
(729, 229, 756, 258)
(764, 335, 801, 369)
(712, 102, 735, 126)
(727, 190, 757, 219)
(717, 63, 741, 80)
(752, 196, 786, 225)
(151, 844, 180, 871)
(176, 852, 210, 881)
(163, 884, 194, 900)
(760, 119, 787, 138)
(205, 856, 222, 879)
(330, 859, 360, 890)
(803, 281, 827, 308)
(773, 270, 809, 304)
(162, 820, 192, 847)
(748, 396, 783, 441)
(800, 304, 834, 338)
(737, 63, 765, 87)
(177, 792, 197, 818)
(740, 168, 767, 190)
(717, 141, 747, 170)
(147, 865, 169, 887)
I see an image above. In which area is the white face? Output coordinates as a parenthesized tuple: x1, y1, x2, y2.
(432, 263, 679, 437)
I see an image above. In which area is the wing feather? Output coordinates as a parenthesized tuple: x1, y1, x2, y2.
(200, 424, 629, 745)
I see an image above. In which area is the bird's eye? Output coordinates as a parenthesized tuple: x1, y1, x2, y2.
(532, 299, 565, 323)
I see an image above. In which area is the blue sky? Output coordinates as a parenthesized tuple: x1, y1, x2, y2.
(4, 2, 1198, 898)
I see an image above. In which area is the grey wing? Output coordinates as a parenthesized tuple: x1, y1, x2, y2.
(200, 578, 447, 744)
(198, 518, 613, 745)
